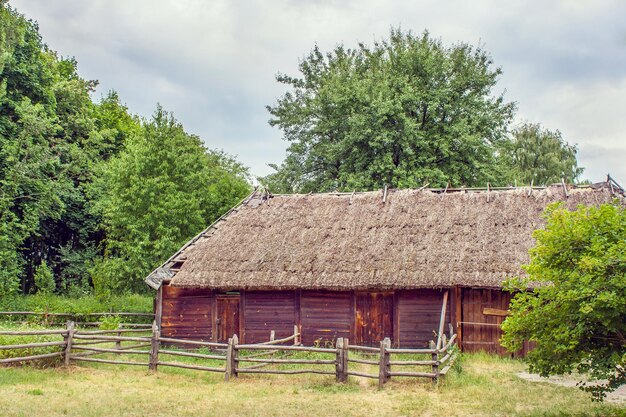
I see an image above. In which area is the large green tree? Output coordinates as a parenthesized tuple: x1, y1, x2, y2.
(263, 29, 516, 192)
(0, 3, 142, 295)
(91, 108, 250, 294)
(497, 123, 583, 186)
(501, 202, 626, 400)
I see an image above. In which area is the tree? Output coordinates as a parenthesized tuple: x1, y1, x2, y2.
(0, 3, 142, 295)
(91, 107, 250, 294)
(33, 260, 55, 294)
(498, 123, 583, 185)
(501, 202, 626, 400)
(263, 29, 516, 193)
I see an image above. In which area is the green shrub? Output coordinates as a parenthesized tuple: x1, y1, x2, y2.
(33, 261, 56, 295)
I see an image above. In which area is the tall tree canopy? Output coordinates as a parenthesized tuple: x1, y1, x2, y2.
(0, 3, 250, 296)
(498, 123, 583, 186)
(91, 108, 251, 294)
(263, 29, 516, 192)
(501, 202, 626, 400)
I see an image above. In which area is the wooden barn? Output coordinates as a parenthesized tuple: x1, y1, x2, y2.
(146, 182, 622, 353)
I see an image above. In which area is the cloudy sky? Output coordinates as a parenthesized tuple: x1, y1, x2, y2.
(10, 0, 626, 183)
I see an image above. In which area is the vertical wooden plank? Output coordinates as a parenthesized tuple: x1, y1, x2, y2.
(295, 289, 301, 343)
(154, 285, 163, 330)
(454, 287, 463, 350)
(63, 321, 75, 366)
(430, 340, 438, 384)
(149, 321, 160, 371)
(239, 290, 246, 344)
(436, 290, 449, 349)
(211, 291, 217, 343)
(393, 291, 400, 347)
(350, 291, 357, 344)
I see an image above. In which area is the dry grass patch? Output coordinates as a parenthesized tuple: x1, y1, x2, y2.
(0, 353, 624, 417)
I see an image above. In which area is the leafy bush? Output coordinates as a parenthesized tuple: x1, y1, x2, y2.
(33, 261, 56, 294)
(98, 315, 122, 330)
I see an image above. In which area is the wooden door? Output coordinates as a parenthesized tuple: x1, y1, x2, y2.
(216, 295, 240, 343)
(461, 288, 512, 355)
(355, 292, 393, 346)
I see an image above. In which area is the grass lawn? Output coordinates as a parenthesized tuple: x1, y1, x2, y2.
(0, 352, 624, 417)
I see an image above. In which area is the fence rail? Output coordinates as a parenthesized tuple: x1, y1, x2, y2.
(0, 320, 459, 387)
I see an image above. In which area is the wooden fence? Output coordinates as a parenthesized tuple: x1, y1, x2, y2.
(0, 321, 458, 386)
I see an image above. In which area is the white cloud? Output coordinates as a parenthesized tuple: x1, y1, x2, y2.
(9, 0, 626, 181)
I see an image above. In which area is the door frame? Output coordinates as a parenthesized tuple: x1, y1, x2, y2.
(213, 293, 240, 343)
(353, 291, 394, 346)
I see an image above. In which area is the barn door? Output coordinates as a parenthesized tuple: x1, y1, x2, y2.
(215, 294, 240, 343)
(355, 292, 393, 346)
(461, 289, 511, 355)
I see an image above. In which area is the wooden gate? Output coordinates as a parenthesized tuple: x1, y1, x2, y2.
(215, 294, 240, 343)
(355, 292, 393, 346)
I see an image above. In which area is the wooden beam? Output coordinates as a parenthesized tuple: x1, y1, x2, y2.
(436, 290, 449, 350)
(239, 290, 246, 344)
(154, 285, 163, 330)
(393, 291, 400, 347)
(454, 287, 463, 351)
(483, 307, 509, 317)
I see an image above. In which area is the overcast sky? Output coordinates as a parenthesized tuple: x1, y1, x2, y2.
(10, 0, 626, 184)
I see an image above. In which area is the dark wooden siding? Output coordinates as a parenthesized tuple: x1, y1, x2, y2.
(301, 291, 351, 346)
(243, 291, 296, 344)
(161, 285, 212, 340)
(215, 294, 240, 342)
(396, 289, 451, 348)
(355, 292, 393, 346)
(461, 288, 512, 355)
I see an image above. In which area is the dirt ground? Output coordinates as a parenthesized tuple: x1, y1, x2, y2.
(517, 372, 626, 404)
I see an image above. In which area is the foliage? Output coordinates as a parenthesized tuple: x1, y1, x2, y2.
(98, 315, 122, 330)
(497, 123, 583, 185)
(91, 107, 251, 294)
(0, 3, 142, 295)
(263, 29, 516, 193)
(501, 202, 626, 400)
(33, 260, 55, 294)
(1, 4, 250, 296)
(0, 294, 153, 316)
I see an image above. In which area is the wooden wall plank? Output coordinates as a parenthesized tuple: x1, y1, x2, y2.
(161, 285, 212, 341)
(301, 291, 351, 346)
(461, 288, 512, 355)
(243, 291, 296, 344)
(396, 289, 451, 348)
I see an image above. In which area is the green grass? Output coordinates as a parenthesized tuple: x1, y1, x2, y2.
(0, 349, 624, 416)
(0, 294, 153, 318)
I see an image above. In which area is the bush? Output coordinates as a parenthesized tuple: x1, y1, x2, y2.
(33, 260, 56, 294)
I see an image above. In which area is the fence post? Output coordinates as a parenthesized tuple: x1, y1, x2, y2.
(225, 334, 238, 381)
(378, 337, 391, 388)
(335, 338, 348, 382)
(63, 321, 75, 366)
(149, 321, 160, 371)
(270, 330, 275, 342)
(430, 340, 439, 384)
(293, 325, 300, 346)
(115, 324, 122, 353)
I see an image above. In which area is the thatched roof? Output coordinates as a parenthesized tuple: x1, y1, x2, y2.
(146, 181, 623, 291)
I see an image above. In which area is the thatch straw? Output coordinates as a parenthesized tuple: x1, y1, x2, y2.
(165, 184, 621, 290)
